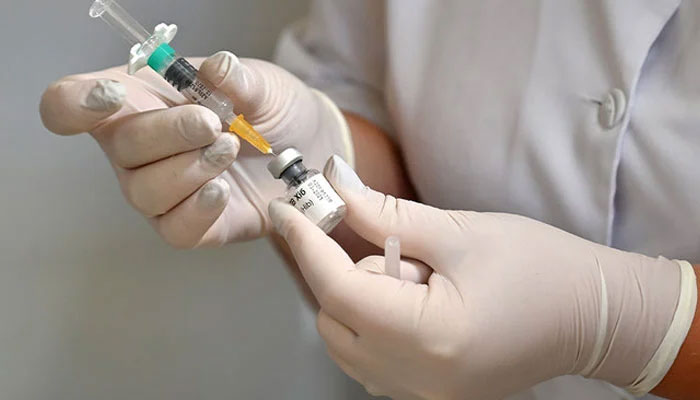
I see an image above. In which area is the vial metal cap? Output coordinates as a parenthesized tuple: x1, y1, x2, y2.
(267, 148, 304, 179)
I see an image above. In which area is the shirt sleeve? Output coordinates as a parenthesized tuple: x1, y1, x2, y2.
(273, 0, 392, 133)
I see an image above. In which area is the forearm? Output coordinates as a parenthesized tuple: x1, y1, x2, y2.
(270, 112, 415, 306)
(652, 264, 700, 400)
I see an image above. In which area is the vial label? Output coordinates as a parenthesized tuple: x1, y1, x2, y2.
(288, 175, 345, 225)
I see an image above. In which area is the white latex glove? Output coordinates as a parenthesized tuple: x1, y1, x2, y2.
(268, 156, 697, 400)
(40, 52, 352, 247)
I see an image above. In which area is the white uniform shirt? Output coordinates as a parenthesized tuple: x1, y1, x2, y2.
(276, 1, 698, 399)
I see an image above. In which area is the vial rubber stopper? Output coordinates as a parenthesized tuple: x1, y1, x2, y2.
(267, 148, 304, 179)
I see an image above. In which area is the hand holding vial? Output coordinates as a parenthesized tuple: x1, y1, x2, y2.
(269, 155, 695, 400)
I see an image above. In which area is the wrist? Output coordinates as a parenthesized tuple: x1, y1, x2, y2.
(631, 260, 697, 395)
(577, 250, 696, 395)
(653, 264, 700, 398)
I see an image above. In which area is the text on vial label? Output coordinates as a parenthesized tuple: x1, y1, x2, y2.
(288, 175, 345, 225)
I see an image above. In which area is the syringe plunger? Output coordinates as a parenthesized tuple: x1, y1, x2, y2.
(89, 0, 149, 45)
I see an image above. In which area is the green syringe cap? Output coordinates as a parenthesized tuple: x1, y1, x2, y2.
(148, 43, 176, 73)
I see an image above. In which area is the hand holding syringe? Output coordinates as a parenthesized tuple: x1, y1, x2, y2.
(89, 0, 353, 233)
(89, 0, 273, 155)
(41, 0, 353, 246)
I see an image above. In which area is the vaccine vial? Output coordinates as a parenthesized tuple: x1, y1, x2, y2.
(267, 148, 347, 233)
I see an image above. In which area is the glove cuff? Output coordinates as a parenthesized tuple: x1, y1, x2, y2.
(311, 89, 355, 169)
(578, 254, 694, 394)
(625, 260, 697, 396)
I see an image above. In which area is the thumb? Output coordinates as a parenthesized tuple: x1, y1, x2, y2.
(268, 198, 426, 334)
(199, 51, 270, 118)
(40, 78, 126, 135)
(268, 198, 356, 305)
(324, 155, 457, 265)
(199, 51, 322, 151)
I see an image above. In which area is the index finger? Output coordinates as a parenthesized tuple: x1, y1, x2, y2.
(268, 199, 427, 335)
(40, 65, 175, 136)
(40, 77, 126, 135)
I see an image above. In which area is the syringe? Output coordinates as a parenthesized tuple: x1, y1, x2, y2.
(89, 0, 273, 155)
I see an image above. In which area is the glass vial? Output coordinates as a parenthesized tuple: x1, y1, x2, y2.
(267, 148, 347, 233)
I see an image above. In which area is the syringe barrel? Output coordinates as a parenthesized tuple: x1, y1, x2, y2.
(89, 0, 150, 46)
(157, 53, 272, 153)
(157, 54, 235, 123)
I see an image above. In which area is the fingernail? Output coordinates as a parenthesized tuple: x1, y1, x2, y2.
(198, 178, 229, 208)
(268, 198, 288, 233)
(81, 79, 126, 112)
(202, 134, 238, 168)
(324, 155, 366, 194)
(208, 51, 238, 86)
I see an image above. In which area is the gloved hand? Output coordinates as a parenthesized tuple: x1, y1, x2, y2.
(40, 52, 352, 247)
(268, 156, 697, 400)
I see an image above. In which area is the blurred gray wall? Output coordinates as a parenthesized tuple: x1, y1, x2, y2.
(0, 1, 370, 399)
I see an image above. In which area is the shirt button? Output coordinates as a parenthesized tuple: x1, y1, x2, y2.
(598, 88, 627, 129)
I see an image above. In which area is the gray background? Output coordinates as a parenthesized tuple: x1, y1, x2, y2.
(0, 0, 371, 398)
